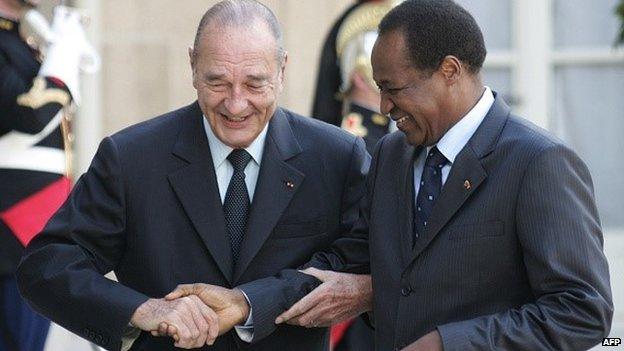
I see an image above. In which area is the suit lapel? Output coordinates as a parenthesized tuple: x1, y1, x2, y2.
(168, 102, 234, 283)
(397, 142, 419, 266)
(233, 109, 304, 283)
(408, 95, 511, 262)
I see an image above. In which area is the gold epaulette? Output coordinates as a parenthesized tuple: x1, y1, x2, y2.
(17, 77, 71, 109)
(0, 18, 15, 31)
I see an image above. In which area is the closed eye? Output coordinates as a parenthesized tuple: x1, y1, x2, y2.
(378, 86, 405, 95)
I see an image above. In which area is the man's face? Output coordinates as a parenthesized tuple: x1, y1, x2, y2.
(191, 20, 285, 148)
(371, 30, 450, 146)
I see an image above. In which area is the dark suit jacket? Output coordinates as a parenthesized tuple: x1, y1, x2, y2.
(247, 95, 613, 350)
(16, 102, 369, 351)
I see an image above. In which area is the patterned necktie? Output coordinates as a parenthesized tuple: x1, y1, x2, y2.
(414, 147, 448, 241)
(223, 149, 252, 263)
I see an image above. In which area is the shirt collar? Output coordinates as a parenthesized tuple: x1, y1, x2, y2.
(202, 116, 269, 168)
(435, 86, 494, 164)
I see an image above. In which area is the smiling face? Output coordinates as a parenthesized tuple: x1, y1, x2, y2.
(372, 30, 452, 147)
(190, 19, 285, 149)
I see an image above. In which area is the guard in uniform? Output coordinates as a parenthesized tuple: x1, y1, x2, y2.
(0, 1, 87, 349)
(311, 1, 400, 349)
(312, 0, 398, 154)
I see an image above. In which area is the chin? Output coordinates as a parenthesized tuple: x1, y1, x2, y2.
(225, 135, 254, 149)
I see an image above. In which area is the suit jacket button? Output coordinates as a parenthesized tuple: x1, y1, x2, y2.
(401, 286, 411, 296)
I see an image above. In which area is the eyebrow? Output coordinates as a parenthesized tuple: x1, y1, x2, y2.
(204, 73, 226, 81)
(246, 74, 270, 82)
(203, 73, 270, 82)
(375, 78, 391, 87)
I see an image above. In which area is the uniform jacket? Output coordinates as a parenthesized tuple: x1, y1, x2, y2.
(0, 15, 72, 275)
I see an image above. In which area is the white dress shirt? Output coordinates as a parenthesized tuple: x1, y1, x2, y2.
(121, 119, 268, 350)
(202, 117, 268, 342)
(202, 117, 267, 203)
(413, 87, 494, 197)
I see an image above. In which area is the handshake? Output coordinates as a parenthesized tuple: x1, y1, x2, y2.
(130, 283, 249, 349)
(129, 268, 373, 349)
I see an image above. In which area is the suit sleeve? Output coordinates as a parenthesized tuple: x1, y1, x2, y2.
(437, 143, 613, 351)
(16, 137, 150, 351)
(0, 53, 72, 134)
(302, 134, 382, 273)
(238, 136, 372, 343)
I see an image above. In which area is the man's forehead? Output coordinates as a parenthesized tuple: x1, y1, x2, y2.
(197, 29, 277, 60)
(200, 19, 277, 47)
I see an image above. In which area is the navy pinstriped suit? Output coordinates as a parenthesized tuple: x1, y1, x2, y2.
(245, 94, 613, 350)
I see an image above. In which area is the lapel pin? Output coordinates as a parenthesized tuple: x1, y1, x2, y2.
(464, 180, 471, 190)
(284, 180, 295, 189)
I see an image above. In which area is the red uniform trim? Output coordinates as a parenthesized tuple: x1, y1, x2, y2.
(47, 76, 67, 89)
(0, 176, 71, 246)
(330, 319, 356, 350)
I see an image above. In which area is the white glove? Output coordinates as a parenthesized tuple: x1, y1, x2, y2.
(38, 6, 88, 104)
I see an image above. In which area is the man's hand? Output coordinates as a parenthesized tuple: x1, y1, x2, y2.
(130, 297, 219, 349)
(401, 330, 443, 351)
(275, 268, 372, 328)
(164, 283, 250, 335)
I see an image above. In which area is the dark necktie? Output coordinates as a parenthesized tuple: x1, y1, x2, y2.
(223, 149, 252, 264)
(414, 147, 448, 240)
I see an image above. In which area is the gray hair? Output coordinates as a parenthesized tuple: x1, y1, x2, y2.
(193, 0, 286, 64)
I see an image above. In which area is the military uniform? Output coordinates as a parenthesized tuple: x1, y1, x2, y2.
(312, 0, 395, 155)
(0, 13, 73, 351)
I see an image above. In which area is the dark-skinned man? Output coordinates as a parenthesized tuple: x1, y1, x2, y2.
(168, 1, 613, 350)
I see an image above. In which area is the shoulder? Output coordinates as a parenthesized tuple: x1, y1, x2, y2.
(494, 114, 589, 180)
(107, 102, 197, 152)
(498, 114, 570, 155)
(281, 108, 360, 151)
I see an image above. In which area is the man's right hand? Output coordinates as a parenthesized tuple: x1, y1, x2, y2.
(164, 284, 250, 335)
(275, 268, 372, 328)
(130, 297, 219, 349)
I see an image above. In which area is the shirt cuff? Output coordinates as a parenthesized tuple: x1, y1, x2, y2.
(121, 325, 141, 351)
(234, 290, 254, 343)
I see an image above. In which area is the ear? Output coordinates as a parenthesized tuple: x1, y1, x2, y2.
(189, 47, 198, 89)
(439, 55, 462, 84)
(188, 47, 195, 68)
(278, 51, 288, 87)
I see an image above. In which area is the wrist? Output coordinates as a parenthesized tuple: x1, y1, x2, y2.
(356, 275, 373, 312)
(232, 289, 251, 323)
(130, 298, 157, 328)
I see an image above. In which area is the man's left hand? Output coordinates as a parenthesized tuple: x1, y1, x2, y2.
(401, 330, 443, 351)
(275, 268, 372, 328)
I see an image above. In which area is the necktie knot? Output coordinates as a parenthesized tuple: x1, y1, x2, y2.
(228, 149, 252, 173)
(425, 147, 448, 169)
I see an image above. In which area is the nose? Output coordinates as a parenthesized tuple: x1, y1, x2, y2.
(380, 94, 395, 116)
(224, 87, 249, 116)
